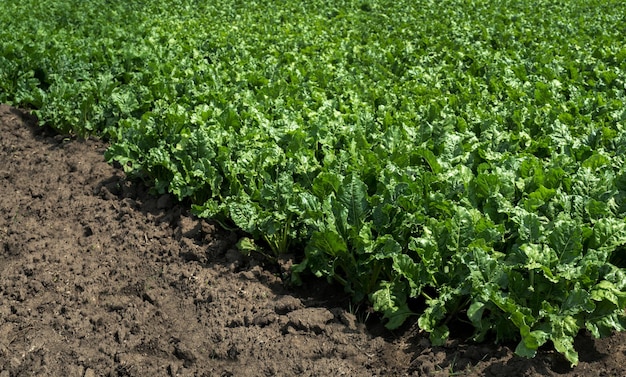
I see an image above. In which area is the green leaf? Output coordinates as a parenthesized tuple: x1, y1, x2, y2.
(306, 230, 348, 258)
(415, 147, 442, 174)
(549, 218, 583, 265)
(586, 311, 626, 338)
(236, 237, 257, 256)
(429, 325, 450, 347)
(519, 243, 555, 271)
(513, 210, 544, 244)
(562, 288, 595, 315)
(370, 281, 413, 329)
(516, 328, 549, 359)
(391, 253, 424, 297)
(418, 301, 447, 334)
(228, 201, 259, 235)
(472, 173, 499, 199)
(590, 280, 626, 308)
(582, 152, 610, 170)
(467, 300, 486, 327)
(337, 173, 369, 229)
(550, 317, 580, 367)
(312, 172, 342, 198)
(589, 219, 626, 253)
(515, 340, 537, 359)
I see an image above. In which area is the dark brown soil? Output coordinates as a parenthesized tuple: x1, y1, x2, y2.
(1, 104, 625, 376)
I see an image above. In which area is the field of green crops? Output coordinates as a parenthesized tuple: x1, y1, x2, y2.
(2, 0, 625, 366)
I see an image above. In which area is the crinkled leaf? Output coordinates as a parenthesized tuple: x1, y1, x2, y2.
(337, 173, 369, 229)
(549, 218, 583, 265)
(371, 281, 413, 329)
(589, 219, 626, 253)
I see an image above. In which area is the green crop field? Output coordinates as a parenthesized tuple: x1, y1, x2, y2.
(1, 0, 625, 366)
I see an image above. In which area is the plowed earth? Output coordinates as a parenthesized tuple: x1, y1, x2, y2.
(1, 104, 625, 376)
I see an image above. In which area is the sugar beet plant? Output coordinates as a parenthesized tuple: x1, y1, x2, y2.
(2, 0, 626, 366)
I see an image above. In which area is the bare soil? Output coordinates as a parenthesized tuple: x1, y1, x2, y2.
(1, 104, 625, 376)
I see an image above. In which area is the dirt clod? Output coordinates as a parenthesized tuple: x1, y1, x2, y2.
(285, 308, 335, 334)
